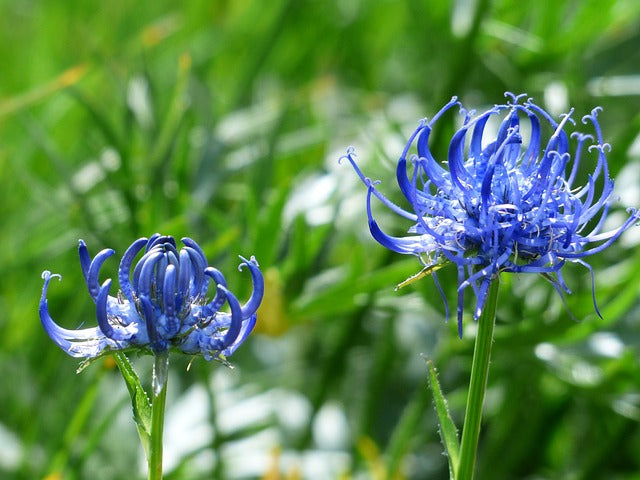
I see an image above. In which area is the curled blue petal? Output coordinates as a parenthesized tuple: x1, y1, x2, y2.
(40, 271, 117, 357)
(118, 237, 148, 304)
(140, 295, 164, 352)
(340, 148, 417, 221)
(216, 285, 243, 349)
(96, 279, 119, 340)
(138, 251, 165, 299)
(183, 246, 206, 297)
(163, 264, 179, 336)
(78, 240, 91, 283)
(202, 267, 228, 315)
(177, 249, 192, 305)
(86, 248, 115, 301)
(366, 181, 436, 255)
(238, 256, 264, 318)
(181, 237, 210, 296)
(223, 314, 257, 357)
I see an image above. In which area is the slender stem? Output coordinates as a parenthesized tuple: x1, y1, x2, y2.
(457, 279, 500, 480)
(149, 359, 169, 480)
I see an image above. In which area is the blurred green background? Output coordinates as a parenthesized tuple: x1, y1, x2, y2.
(2, 0, 640, 479)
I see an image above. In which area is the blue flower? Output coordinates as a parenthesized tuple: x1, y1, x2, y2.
(40, 234, 263, 361)
(342, 93, 638, 336)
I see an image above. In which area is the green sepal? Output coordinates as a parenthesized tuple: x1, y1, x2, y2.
(424, 355, 460, 480)
(112, 352, 152, 458)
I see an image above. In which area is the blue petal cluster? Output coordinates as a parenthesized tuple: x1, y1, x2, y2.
(342, 93, 638, 335)
(40, 234, 263, 361)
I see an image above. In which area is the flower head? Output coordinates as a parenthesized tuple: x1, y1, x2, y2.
(342, 93, 638, 336)
(40, 234, 263, 362)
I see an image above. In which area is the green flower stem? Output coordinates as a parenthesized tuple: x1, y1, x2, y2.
(149, 355, 169, 480)
(148, 379, 167, 480)
(457, 279, 500, 480)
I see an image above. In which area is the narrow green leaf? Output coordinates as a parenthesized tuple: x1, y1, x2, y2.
(0, 64, 86, 119)
(424, 356, 460, 480)
(385, 378, 431, 477)
(113, 352, 152, 458)
(148, 53, 191, 175)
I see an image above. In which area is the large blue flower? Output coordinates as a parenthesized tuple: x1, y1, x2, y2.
(342, 93, 638, 336)
(40, 234, 263, 361)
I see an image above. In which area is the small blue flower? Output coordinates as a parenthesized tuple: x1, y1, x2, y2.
(40, 234, 263, 361)
(342, 93, 638, 336)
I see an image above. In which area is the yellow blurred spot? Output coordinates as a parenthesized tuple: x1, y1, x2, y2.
(58, 65, 87, 88)
(101, 355, 117, 371)
(261, 447, 281, 480)
(179, 52, 192, 72)
(141, 14, 181, 47)
(260, 446, 302, 480)
(255, 268, 290, 336)
(43, 472, 63, 480)
(357, 436, 403, 480)
(287, 466, 302, 480)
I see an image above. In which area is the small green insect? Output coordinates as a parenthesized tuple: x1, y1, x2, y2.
(395, 261, 448, 290)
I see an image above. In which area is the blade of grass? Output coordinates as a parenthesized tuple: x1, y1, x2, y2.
(0, 65, 87, 119)
(424, 356, 460, 480)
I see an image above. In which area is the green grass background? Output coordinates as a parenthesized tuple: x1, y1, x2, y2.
(1, 1, 640, 478)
